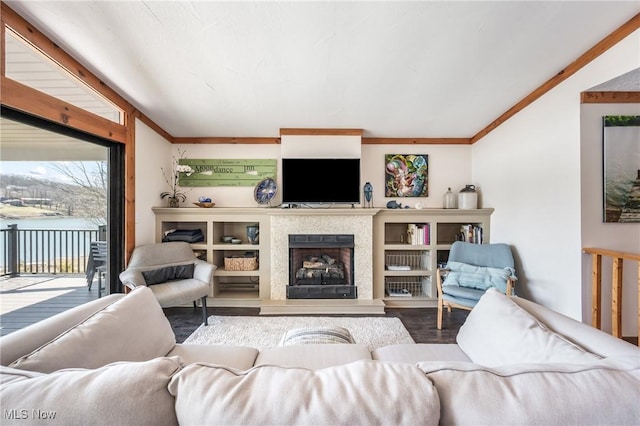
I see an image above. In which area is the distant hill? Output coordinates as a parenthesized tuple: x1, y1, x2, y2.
(0, 174, 106, 223)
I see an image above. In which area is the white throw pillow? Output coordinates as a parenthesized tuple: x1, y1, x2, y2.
(280, 326, 355, 345)
(456, 288, 601, 366)
(10, 287, 176, 373)
(0, 357, 183, 426)
(168, 360, 440, 426)
(417, 361, 640, 426)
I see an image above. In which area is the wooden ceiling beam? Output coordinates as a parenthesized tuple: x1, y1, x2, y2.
(1, 2, 131, 114)
(171, 136, 472, 144)
(471, 12, 640, 144)
(174, 137, 280, 144)
(1, 76, 127, 143)
(581, 91, 640, 103)
(1, 2, 173, 142)
(280, 128, 363, 136)
(363, 137, 471, 145)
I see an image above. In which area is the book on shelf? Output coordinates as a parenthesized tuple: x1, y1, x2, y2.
(387, 288, 412, 297)
(406, 223, 430, 245)
(387, 265, 411, 271)
(458, 224, 483, 244)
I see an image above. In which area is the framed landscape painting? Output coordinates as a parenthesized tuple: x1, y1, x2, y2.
(603, 115, 640, 223)
(384, 154, 428, 197)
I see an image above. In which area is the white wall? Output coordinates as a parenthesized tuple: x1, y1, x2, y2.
(580, 103, 640, 335)
(472, 29, 639, 323)
(134, 119, 172, 245)
(171, 144, 283, 208)
(160, 143, 473, 210)
(361, 144, 472, 208)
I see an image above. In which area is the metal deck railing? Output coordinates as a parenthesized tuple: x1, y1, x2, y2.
(1, 225, 106, 276)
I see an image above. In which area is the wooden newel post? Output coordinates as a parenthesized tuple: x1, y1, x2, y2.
(611, 257, 623, 338)
(591, 253, 602, 329)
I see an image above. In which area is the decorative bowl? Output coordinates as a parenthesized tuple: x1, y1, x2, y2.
(221, 236, 234, 243)
(193, 202, 215, 208)
(231, 238, 242, 244)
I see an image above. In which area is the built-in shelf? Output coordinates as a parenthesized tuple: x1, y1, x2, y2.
(373, 208, 493, 307)
(153, 207, 493, 311)
(153, 207, 269, 306)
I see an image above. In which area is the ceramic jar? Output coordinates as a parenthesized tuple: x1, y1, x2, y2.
(246, 225, 259, 245)
(458, 185, 478, 209)
(443, 187, 457, 209)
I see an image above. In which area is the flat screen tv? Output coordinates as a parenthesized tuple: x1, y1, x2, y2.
(282, 158, 361, 205)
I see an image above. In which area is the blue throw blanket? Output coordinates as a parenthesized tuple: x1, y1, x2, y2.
(444, 261, 516, 293)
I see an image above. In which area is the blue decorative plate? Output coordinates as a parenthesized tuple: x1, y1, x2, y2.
(254, 177, 277, 205)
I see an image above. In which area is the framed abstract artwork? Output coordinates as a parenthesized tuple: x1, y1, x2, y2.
(603, 115, 640, 223)
(385, 154, 428, 197)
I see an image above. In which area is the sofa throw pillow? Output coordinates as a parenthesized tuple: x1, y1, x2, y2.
(168, 360, 440, 426)
(456, 288, 602, 367)
(0, 357, 182, 426)
(416, 361, 640, 426)
(444, 261, 514, 293)
(280, 326, 355, 346)
(9, 286, 176, 373)
(142, 263, 195, 285)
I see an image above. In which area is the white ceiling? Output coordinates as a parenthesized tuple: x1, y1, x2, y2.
(5, 1, 640, 139)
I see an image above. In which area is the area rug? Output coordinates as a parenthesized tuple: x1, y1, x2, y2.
(183, 316, 415, 351)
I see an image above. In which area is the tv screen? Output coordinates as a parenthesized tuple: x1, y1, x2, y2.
(282, 158, 361, 205)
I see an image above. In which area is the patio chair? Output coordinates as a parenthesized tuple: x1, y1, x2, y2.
(86, 241, 107, 297)
(118, 242, 215, 326)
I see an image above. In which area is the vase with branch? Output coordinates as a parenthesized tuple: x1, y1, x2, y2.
(160, 149, 193, 207)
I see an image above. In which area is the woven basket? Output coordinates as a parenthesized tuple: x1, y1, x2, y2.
(224, 256, 258, 271)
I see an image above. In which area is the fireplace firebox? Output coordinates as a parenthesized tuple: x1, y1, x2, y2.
(288, 234, 356, 299)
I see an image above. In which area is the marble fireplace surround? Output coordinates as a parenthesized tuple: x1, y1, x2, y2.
(268, 209, 379, 301)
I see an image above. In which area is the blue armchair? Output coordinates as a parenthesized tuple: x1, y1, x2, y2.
(436, 241, 516, 329)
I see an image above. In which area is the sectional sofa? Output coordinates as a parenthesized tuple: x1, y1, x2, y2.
(1, 286, 638, 425)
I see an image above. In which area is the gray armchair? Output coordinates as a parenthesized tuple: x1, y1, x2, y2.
(436, 241, 516, 329)
(119, 242, 215, 325)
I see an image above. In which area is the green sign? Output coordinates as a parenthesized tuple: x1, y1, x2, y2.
(178, 159, 277, 187)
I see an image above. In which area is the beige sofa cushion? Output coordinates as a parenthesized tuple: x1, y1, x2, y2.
(10, 287, 176, 373)
(0, 293, 125, 366)
(0, 357, 182, 426)
(417, 361, 640, 426)
(168, 360, 440, 425)
(372, 343, 471, 364)
(511, 296, 640, 362)
(457, 288, 601, 367)
(167, 344, 258, 369)
(254, 343, 372, 369)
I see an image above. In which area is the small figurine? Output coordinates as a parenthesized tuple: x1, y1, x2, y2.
(386, 200, 410, 209)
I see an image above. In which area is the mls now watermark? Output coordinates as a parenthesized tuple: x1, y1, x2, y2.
(4, 409, 57, 420)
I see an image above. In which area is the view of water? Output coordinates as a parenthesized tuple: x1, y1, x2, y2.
(0, 217, 103, 272)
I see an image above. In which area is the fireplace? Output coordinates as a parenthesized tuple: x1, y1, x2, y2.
(288, 234, 357, 299)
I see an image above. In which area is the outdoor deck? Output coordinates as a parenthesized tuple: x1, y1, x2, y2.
(0, 274, 102, 337)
